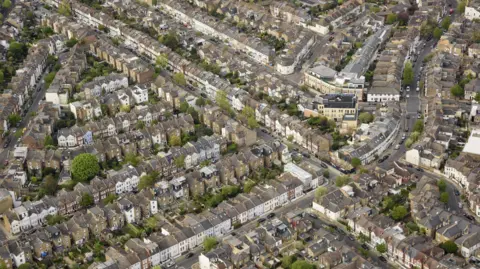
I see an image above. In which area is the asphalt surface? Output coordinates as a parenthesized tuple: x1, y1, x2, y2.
(0, 70, 49, 167)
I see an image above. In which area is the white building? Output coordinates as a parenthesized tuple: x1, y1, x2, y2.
(466, 5, 480, 20)
(129, 85, 149, 104)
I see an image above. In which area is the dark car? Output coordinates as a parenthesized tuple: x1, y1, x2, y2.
(347, 235, 355, 241)
(454, 190, 460, 196)
(267, 213, 275, 219)
(302, 152, 311, 158)
(407, 164, 413, 168)
(379, 256, 387, 263)
(361, 244, 370, 250)
(416, 167, 424, 172)
(3, 141, 8, 148)
(186, 253, 194, 259)
(308, 213, 318, 219)
(257, 218, 266, 224)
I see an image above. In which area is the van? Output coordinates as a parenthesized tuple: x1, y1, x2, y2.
(395, 144, 400, 150)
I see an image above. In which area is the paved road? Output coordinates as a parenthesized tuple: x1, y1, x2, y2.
(0, 69, 49, 167)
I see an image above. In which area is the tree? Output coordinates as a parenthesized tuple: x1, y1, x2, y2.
(291, 260, 315, 269)
(120, 105, 131, 112)
(18, 263, 32, 269)
(323, 170, 330, 178)
(433, 27, 443, 40)
(103, 194, 118, 204)
(437, 179, 447, 192)
(174, 155, 185, 168)
(0, 71, 4, 84)
(376, 243, 387, 253)
(391, 205, 408, 220)
(138, 172, 159, 190)
(156, 53, 168, 69)
(71, 153, 100, 182)
(58, 0, 72, 16)
(450, 84, 464, 98)
(403, 61, 414, 85)
(386, 13, 397, 24)
(358, 112, 374, 123)
(281, 255, 297, 269)
(173, 73, 186, 86)
(457, 0, 466, 13)
(196, 97, 206, 107)
(440, 192, 449, 204)
(247, 117, 259, 129)
(168, 135, 181, 147)
(179, 101, 189, 113)
(315, 186, 328, 200)
(8, 113, 21, 127)
(335, 175, 351, 187)
(440, 240, 458, 253)
(351, 157, 361, 168)
(413, 120, 424, 133)
(216, 90, 232, 114)
(80, 193, 94, 207)
(66, 38, 78, 48)
(203, 237, 218, 252)
(46, 214, 65, 225)
(243, 180, 257, 193)
(42, 175, 58, 195)
(8, 42, 28, 61)
(398, 12, 409, 25)
(442, 16, 451, 30)
(124, 154, 140, 167)
(475, 93, 480, 103)
(44, 135, 54, 147)
(2, 0, 11, 9)
(159, 31, 179, 50)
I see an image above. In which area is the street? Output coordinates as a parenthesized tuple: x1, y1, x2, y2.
(0, 68, 50, 168)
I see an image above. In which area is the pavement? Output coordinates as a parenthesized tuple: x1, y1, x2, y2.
(0, 70, 49, 168)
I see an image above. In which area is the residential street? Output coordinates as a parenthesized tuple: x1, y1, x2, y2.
(0, 69, 49, 168)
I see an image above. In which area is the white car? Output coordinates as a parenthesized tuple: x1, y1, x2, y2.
(395, 144, 400, 150)
(416, 87, 420, 92)
(406, 94, 410, 98)
(406, 86, 410, 92)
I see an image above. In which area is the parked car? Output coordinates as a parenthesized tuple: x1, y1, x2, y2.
(361, 244, 370, 250)
(186, 253, 194, 258)
(308, 213, 318, 219)
(347, 235, 355, 241)
(454, 190, 460, 196)
(257, 218, 266, 224)
(267, 213, 275, 219)
(379, 256, 387, 262)
(320, 163, 328, 169)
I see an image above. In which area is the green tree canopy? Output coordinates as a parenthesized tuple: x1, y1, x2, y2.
(173, 73, 186, 86)
(351, 157, 361, 168)
(168, 135, 181, 147)
(281, 255, 297, 269)
(8, 113, 21, 126)
(41, 175, 58, 196)
(450, 84, 464, 98)
(58, 0, 72, 16)
(203, 237, 218, 252)
(2, 0, 12, 8)
(403, 61, 414, 85)
(376, 243, 387, 253)
(391, 205, 408, 220)
(8, 42, 28, 61)
(315, 186, 328, 200)
(44, 135, 54, 147)
(440, 240, 458, 253)
(243, 180, 257, 193)
(103, 194, 118, 204)
(386, 13, 397, 24)
(156, 53, 168, 69)
(216, 90, 233, 115)
(80, 193, 94, 207)
(18, 263, 32, 269)
(358, 112, 374, 123)
(174, 155, 185, 168)
(440, 192, 449, 204)
(195, 97, 206, 107)
(433, 27, 443, 40)
(437, 179, 447, 192)
(291, 260, 315, 269)
(71, 153, 100, 182)
(442, 16, 451, 30)
(335, 175, 351, 187)
(413, 120, 424, 133)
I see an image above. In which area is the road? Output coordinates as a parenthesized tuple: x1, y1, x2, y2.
(0, 69, 49, 168)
